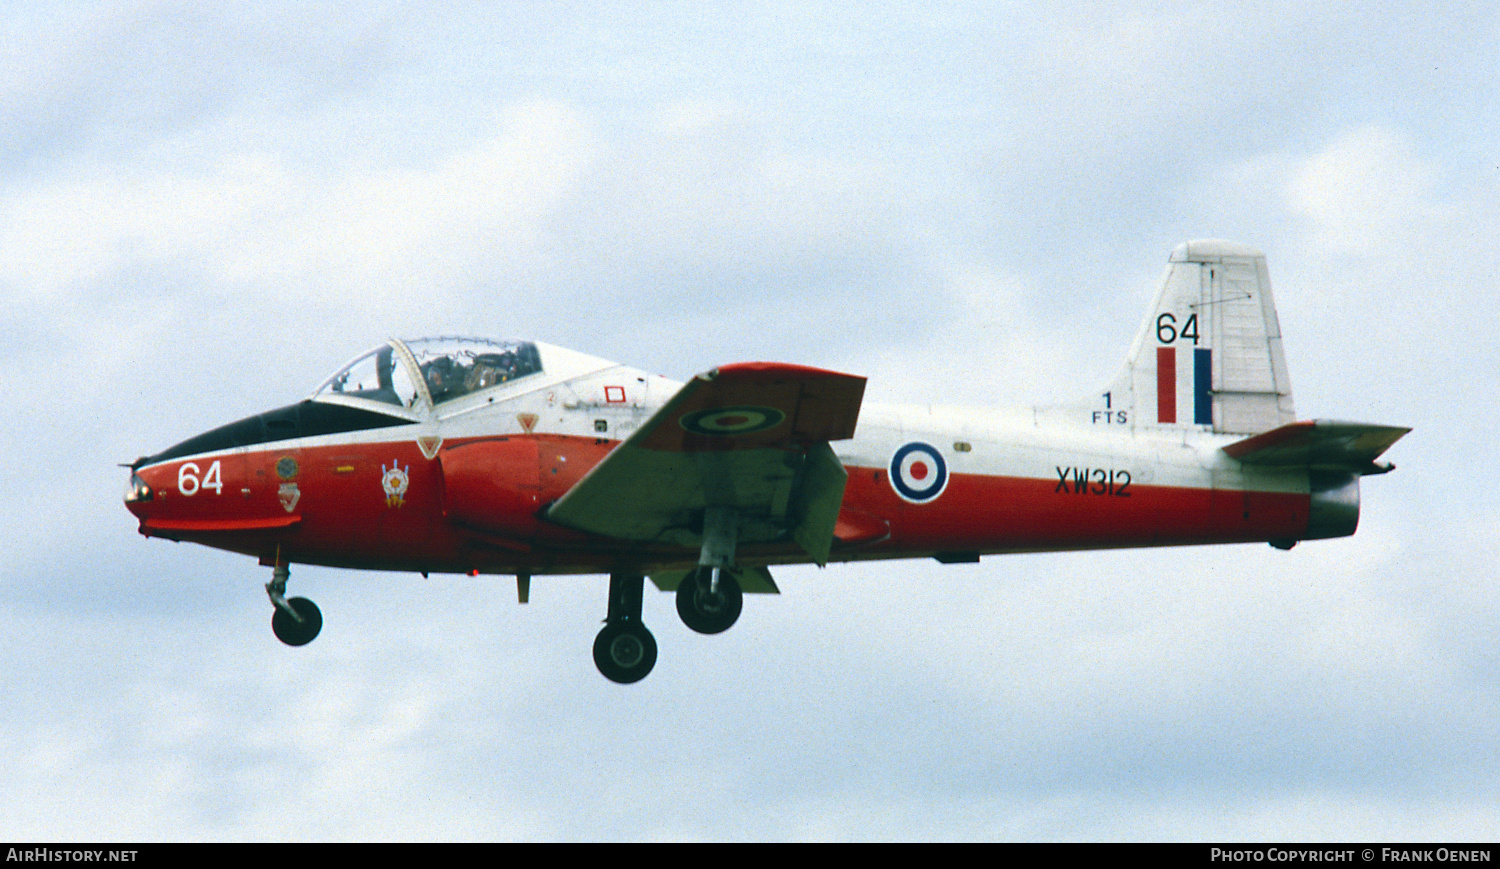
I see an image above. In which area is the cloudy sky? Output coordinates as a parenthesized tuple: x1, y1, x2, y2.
(3, 1, 1495, 841)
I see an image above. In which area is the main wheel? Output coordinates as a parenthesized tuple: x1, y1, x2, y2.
(593, 621, 658, 684)
(676, 566, 743, 634)
(271, 596, 323, 646)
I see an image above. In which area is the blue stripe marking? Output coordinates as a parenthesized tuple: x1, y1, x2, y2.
(1194, 347, 1213, 425)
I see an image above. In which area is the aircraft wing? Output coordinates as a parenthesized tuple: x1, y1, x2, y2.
(1223, 419, 1410, 474)
(544, 362, 866, 565)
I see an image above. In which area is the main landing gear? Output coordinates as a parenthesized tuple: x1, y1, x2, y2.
(676, 566, 743, 634)
(594, 572, 657, 684)
(266, 561, 322, 647)
(591, 567, 748, 683)
(592, 506, 748, 683)
(676, 505, 744, 635)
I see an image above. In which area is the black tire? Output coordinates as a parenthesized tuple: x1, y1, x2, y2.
(271, 597, 323, 646)
(675, 566, 743, 634)
(592, 621, 658, 684)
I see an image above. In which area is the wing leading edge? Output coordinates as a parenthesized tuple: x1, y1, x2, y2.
(544, 362, 867, 566)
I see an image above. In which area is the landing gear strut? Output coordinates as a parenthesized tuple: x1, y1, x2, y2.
(593, 572, 657, 683)
(266, 561, 322, 646)
(675, 505, 744, 634)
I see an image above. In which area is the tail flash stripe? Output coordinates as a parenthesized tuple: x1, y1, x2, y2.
(1194, 348, 1213, 425)
(1156, 347, 1176, 423)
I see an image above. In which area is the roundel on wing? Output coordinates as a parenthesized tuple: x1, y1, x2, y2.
(679, 406, 786, 436)
(889, 442, 948, 503)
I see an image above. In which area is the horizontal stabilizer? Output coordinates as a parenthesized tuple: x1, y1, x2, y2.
(1223, 420, 1410, 474)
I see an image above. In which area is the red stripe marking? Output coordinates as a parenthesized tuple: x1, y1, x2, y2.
(143, 515, 301, 533)
(1157, 346, 1176, 423)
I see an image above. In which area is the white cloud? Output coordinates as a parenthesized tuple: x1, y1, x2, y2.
(1288, 126, 1441, 256)
(1, 100, 594, 318)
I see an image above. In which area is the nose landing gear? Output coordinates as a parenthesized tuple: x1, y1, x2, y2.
(266, 561, 322, 646)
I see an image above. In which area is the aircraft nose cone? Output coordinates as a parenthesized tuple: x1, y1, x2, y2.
(123, 469, 154, 516)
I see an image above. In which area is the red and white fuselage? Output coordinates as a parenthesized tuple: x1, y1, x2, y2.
(124, 242, 1407, 682)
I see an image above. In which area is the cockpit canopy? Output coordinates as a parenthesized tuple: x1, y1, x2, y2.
(135, 337, 619, 468)
(406, 337, 543, 404)
(314, 337, 545, 417)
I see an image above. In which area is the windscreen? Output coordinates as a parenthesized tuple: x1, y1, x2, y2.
(314, 344, 420, 409)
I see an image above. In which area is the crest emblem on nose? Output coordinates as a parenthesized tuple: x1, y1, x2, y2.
(381, 461, 410, 508)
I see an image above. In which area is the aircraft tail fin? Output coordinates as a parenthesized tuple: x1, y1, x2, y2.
(1105, 240, 1296, 435)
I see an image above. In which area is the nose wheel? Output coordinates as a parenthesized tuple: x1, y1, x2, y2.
(271, 596, 322, 646)
(266, 562, 322, 647)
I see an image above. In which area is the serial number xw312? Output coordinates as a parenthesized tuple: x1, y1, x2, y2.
(1054, 466, 1132, 496)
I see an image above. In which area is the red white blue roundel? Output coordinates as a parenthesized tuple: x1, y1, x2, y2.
(679, 405, 786, 436)
(889, 442, 948, 503)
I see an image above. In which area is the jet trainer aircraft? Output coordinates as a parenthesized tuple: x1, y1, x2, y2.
(125, 241, 1408, 683)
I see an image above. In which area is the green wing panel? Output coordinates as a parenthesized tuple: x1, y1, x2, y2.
(544, 362, 865, 562)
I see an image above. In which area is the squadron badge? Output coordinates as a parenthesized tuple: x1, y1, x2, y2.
(278, 482, 301, 513)
(381, 460, 410, 508)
